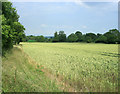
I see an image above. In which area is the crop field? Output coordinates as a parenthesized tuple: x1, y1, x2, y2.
(21, 42, 118, 92)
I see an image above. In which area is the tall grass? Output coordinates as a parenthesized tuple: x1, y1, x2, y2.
(21, 42, 118, 92)
(2, 47, 61, 92)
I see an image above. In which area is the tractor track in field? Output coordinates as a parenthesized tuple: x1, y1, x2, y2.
(17, 45, 78, 92)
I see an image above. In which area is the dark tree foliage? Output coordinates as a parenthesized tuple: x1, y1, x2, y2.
(58, 31, 66, 42)
(85, 33, 97, 42)
(35, 35, 45, 42)
(2, 1, 25, 55)
(67, 33, 78, 42)
(2, 2, 19, 24)
(75, 31, 83, 42)
(24, 35, 51, 42)
(53, 32, 59, 42)
(85, 36, 92, 43)
(104, 29, 120, 44)
(96, 33, 102, 37)
(95, 35, 107, 43)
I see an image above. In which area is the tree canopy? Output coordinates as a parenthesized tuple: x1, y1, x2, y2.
(75, 31, 83, 42)
(2, 1, 25, 55)
(67, 33, 78, 42)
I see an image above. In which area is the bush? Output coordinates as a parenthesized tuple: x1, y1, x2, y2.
(27, 40, 36, 42)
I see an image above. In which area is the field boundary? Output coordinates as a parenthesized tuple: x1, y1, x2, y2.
(15, 45, 78, 92)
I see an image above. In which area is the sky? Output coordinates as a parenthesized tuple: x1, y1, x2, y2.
(11, 1, 118, 36)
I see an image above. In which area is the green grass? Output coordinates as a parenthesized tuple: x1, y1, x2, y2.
(2, 47, 61, 92)
(21, 42, 118, 92)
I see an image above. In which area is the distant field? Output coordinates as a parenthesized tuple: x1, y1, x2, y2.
(21, 42, 118, 92)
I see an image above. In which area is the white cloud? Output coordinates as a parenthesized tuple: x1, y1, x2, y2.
(40, 24, 47, 27)
(82, 25, 87, 28)
(74, 1, 118, 10)
(50, 25, 74, 29)
(74, 0, 90, 8)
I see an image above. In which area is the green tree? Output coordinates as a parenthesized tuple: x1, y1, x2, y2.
(95, 35, 107, 43)
(58, 31, 66, 42)
(85, 36, 92, 43)
(104, 29, 119, 44)
(48, 38, 53, 42)
(12, 22, 25, 44)
(75, 31, 83, 42)
(2, 24, 13, 49)
(96, 33, 102, 37)
(20, 33, 27, 42)
(109, 29, 120, 43)
(2, 2, 19, 25)
(36, 36, 45, 42)
(2, 1, 25, 55)
(53, 32, 59, 42)
(85, 33, 96, 42)
(67, 33, 78, 42)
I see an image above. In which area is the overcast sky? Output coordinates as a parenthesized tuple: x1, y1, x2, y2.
(12, 2, 118, 36)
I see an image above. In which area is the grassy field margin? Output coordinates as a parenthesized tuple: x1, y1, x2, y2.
(2, 45, 62, 92)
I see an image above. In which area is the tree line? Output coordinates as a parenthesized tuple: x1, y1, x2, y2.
(1, 1, 25, 55)
(23, 29, 120, 44)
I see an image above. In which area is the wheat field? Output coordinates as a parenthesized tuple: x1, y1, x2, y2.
(21, 42, 118, 92)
